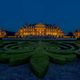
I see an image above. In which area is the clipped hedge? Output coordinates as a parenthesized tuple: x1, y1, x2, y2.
(0, 54, 10, 63)
(30, 53, 49, 78)
(48, 52, 76, 64)
(9, 53, 32, 66)
(0, 40, 80, 78)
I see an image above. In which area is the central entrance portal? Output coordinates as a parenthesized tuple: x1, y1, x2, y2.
(35, 23, 46, 36)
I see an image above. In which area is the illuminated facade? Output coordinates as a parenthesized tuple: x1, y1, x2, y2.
(0, 29, 6, 38)
(15, 23, 64, 38)
(74, 30, 80, 38)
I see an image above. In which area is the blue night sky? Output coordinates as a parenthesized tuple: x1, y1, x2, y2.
(0, 0, 80, 34)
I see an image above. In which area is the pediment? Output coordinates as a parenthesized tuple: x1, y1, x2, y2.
(35, 23, 45, 28)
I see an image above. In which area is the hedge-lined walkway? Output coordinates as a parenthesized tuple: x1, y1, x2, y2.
(0, 40, 80, 78)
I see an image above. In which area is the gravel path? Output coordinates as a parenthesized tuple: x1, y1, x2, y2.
(0, 59, 80, 80)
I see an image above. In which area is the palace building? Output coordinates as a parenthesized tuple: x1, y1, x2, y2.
(15, 23, 64, 38)
(0, 29, 6, 38)
(74, 30, 80, 38)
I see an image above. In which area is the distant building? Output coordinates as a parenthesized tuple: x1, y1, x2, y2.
(5, 31, 17, 38)
(15, 23, 64, 38)
(0, 29, 6, 38)
(74, 30, 80, 38)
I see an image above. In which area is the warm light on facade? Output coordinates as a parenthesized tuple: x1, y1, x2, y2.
(74, 30, 80, 38)
(0, 29, 6, 38)
(0, 24, 80, 39)
(15, 23, 64, 38)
